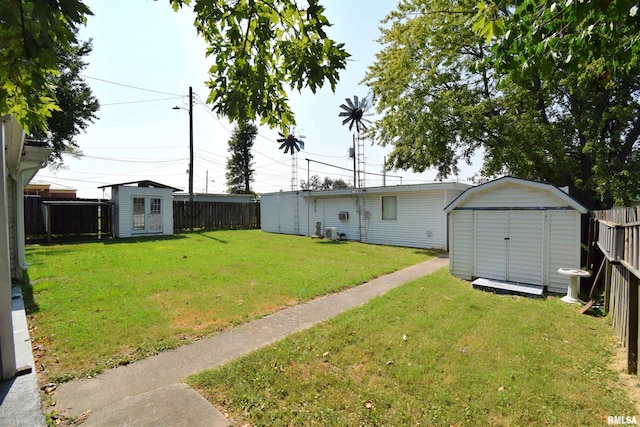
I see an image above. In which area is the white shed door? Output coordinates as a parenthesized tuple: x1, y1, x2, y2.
(132, 196, 163, 234)
(507, 211, 544, 284)
(475, 211, 508, 280)
(474, 211, 545, 285)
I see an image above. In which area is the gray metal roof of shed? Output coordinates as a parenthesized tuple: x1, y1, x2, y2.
(97, 180, 182, 192)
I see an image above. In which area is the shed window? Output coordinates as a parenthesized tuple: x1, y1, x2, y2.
(382, 196, 397, 220)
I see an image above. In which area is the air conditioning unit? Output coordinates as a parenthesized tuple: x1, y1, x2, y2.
(338, 211, 349, 221)
(325, 227, 339, 241)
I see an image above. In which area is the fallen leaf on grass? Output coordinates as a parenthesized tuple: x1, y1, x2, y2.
(322, 351, 329, 357)
(498, 386, 506, 392)
(365, 400, 374, 410)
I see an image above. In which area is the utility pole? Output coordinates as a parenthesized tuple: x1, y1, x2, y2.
(188, 86, 194, 203)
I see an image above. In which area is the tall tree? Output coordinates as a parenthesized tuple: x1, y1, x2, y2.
(226, 120, 257, 194)
(365, 0, 640, 209)
(30, 38, 100, 166)
(2, 1, 349, 134)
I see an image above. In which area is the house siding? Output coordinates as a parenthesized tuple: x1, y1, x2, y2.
(7, 178, 15, 276)
(364, 190, 446, 248)
(261, 183, 470, 249)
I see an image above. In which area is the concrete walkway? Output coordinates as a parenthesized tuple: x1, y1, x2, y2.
(51, 256, 449, 426)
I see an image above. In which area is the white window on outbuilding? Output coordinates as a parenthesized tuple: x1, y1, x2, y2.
(382, 196, 397, 220)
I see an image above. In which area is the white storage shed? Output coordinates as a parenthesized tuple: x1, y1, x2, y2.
(261, 182, 471, 250)
(98, 180, 180, 238)
(444, 177, 588, 294)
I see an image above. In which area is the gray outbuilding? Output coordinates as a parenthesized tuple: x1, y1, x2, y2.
(444, 177, 588, 294)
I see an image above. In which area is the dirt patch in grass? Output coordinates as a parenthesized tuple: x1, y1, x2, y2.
(609, 342, 640, 415)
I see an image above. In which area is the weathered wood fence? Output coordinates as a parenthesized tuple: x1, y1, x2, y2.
(173, 200, 260, 231)
(593, 206, 640, 374)
(24, 197, 261, 241)
(24, 197, 113, 242)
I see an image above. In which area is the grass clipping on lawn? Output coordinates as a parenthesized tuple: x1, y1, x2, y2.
(23, 230, 436, 383)
(188, 269, 634, 427)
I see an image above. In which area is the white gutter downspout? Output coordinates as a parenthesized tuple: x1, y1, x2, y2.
(12, 165, 45, 272)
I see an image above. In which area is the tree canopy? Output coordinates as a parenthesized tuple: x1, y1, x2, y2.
(0, 0, 91, 133)
(2, 0, 348, 134)
(364, 0, 640, 208)
(172, 0, 349, 129)
(300, 175, 351, 190)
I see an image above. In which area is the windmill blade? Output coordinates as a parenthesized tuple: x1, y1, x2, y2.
(294, 143, 301, 152)
(354, 95, 359, 109)
(298, 140, 305, 150)
(348, 120, 355, 131)
(345, 97, 355, 109)
(279, 142, 287, 150)
(361, 91, 374, 111)
(339, 103, 352, 113)
(278, 131, 285, 138)
(339, 111, 351, 117)
(342, 117, 352, 126)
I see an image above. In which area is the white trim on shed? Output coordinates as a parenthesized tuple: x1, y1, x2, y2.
(445, 177, 587, 293)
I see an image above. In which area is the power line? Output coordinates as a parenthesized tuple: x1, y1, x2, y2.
(82, 75, 184, 97)
(101, 96, 182, 106)
(78, 154, 188, 164)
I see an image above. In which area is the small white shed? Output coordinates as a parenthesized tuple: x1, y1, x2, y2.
(98, 180, 180, 238)
(444, 177, 588, 293)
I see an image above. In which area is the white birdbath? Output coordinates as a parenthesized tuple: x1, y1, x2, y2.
(558, 268, 591, 304)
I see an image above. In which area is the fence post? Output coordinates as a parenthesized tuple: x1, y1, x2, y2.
(628, 272, 639, 374)
(605, 259, 612, 314)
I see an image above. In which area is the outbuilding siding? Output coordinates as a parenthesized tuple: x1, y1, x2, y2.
(449, 210, 473, 279)
(112, 185, 174, 238)
(548, 210, 582, 293)
(459, 184, 569, 209)
(446, 177, 587, 293)
(261, 183, 470, 250)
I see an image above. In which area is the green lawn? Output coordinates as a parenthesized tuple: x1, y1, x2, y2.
(188, 269, 635, 427)
(23, 230, 436, 383)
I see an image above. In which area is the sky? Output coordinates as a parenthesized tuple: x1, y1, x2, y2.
(33, 0, 480, 199)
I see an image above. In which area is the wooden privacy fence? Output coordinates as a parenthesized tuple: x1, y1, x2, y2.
(593, 206, 640, 374)
(173, 200, 260, 232)
(24, 197, 113, 242)
(25, 197, 261, 241)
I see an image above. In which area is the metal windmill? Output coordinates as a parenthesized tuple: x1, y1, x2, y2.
(276, 127, 305, 192)
(339, 93, 373, 188)
(277, 126, 305, 234)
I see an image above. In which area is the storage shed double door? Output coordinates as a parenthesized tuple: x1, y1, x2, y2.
(475, 210, 545, 285)
(133, 196, 163, 234)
